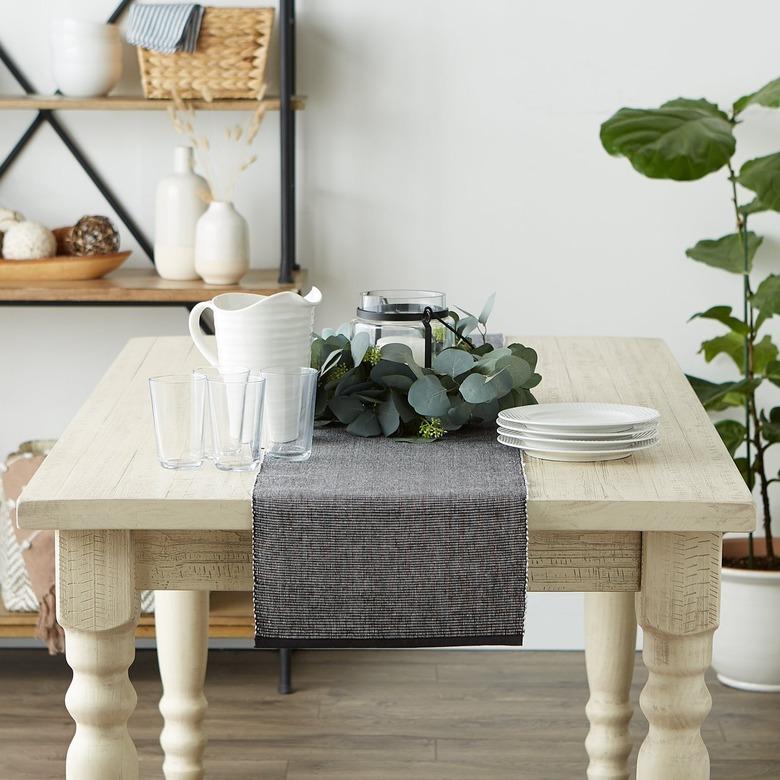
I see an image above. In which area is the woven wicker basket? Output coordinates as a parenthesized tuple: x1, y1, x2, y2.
(137, 7, 274, 100)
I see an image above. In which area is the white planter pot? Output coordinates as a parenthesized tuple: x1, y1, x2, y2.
(713, 537, 780, 692)
(194, 201, 249, 285)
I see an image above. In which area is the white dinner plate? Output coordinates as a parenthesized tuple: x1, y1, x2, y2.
(496, 427, 660, 450)
(499, 402, 659, 434)
(497, 433, 660, 462)
(496, 420, 658, 441)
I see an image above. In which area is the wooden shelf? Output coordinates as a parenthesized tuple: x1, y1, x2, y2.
(0, 267, 307, 304)
(0, 94, 306, 111)
(0, 591, 253, 639)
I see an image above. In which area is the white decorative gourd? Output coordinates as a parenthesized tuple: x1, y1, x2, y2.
(2, 221, 57, 260)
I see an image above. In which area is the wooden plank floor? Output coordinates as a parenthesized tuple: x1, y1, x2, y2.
(0, 649, 777, 779)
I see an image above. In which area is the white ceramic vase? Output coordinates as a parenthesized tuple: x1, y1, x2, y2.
(712, 537, 780, 692)
(154, 146, 209, 281)
(194, 201, 249, 285)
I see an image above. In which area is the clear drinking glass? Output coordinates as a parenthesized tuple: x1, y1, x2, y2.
(193, 366, 250, 460)
(149, 374, 206, 469)
(207, 372, 266, 471)
(262, 366, 318, 461)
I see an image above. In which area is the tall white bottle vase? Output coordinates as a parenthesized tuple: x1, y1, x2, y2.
(154, 146, 209, 281)
(195, 201, 250, 286)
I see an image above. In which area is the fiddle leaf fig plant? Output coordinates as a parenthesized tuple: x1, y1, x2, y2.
(600, 78, 780, 569)
(311, 296, 541, 442)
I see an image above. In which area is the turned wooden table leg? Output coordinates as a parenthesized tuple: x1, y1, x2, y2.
(155, 590, 209, 780)
(57, 530, 140, 780)
(585, 592, 637, 780)
(635, 532, 721, 780)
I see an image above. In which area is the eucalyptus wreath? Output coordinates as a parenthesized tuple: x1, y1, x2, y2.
(311, 299, 541, 441)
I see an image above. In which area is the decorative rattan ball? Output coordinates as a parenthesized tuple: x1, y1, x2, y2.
(2, 221, 56, 260)
(0, 207, 24, 233)
(67, 215, 120, 256)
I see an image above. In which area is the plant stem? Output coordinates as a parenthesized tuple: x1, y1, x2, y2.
(727, 157, 774, 564)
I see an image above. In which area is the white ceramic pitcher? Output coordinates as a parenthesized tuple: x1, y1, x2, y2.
(189, 288, 321, 443)
(188, 287, 322, 370)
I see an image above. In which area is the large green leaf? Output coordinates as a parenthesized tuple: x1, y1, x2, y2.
(508, 344, 538, 372)
(754, 335, 779, 375)
(328, 395, 364, 424)
(600, 98, 735, 180)
(734, 77, 780, 115)
(688, 305, 748, 335)
(751, 274, 780, 319)
(485, 367, 514, 398)
(495, 354, 533, 386)
(715, 419, 747, 456)
(761, 407, 780, 444)
(738, 153, 780, 211)
(739, 198, 769, 216)
(765, 359, 780, 387)
(700, 332, 746, 370)
(407, 375, 451, 417)
(685, 232, 762, 274)
(442, 396, 472, 431)
(687, 375, 760, 411)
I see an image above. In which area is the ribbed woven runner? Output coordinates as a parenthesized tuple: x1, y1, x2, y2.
(252, 428, 527, 648)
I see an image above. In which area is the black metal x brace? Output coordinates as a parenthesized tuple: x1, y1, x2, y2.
(0, 0, 154, 260)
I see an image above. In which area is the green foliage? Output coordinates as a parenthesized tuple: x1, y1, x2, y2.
(685, 232, 762, 274)
(600, 98, 736, 180)
(602, 81, 780, 561)
(310, 302, 540, 440)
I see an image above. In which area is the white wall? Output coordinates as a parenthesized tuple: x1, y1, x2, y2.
(2, 0, 780, 649)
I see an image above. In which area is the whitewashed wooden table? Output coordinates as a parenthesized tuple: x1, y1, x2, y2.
(17, 336, 754, 780)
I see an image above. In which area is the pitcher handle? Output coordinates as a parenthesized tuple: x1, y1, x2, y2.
(188, 301, 219, 366)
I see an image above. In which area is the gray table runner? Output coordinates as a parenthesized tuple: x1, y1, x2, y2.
(252, 428, 528, 648)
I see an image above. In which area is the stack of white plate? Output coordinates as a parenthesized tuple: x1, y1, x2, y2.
(497, 402, 660, 462)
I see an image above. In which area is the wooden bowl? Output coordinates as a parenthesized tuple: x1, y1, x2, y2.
(0, 227, 130, 282)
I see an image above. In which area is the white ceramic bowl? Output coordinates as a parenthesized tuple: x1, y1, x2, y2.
(51, 18, 120, 39)
(51, 57, 123, 97)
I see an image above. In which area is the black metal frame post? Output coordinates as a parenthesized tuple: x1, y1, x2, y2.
(279, 0, 297, 284)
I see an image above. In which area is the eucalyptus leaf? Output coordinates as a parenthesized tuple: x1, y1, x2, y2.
(486, 367, 514, 398)
(459, 372, 497, 403)
(685, 232, 762, 274)
(350, 331, 371, 366)
(470, 398, 500, 422)
(336, 322, 352, 338)
(329, 395, 365, 424)
(346, 409, 381, 437)
(738, 153, 780, 212)
(734, 77, 780, 115)
(407, 375, 451, 416)
(526, 373, 542, 389)
(442, 396, 472, 431)
(370, 360, 416, 385)
(456, 316, 478, 337)
(599, 98, 735, 181)
(495, 354, 533, 386)
(715, 419, 747, 456)
(479, 292, 496, 325)
(507, 344, 538, 372)
(377, 397, 400, 436)
(319, 348, 344, 376)
(391, 389, 417, 423)
(432, 348, 475, 378)
(688, 305, 748, 335)
(379, 343, 424, 377)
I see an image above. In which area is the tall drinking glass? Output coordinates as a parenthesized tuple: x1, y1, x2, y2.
(207, 372, 266, 471)
(149, 374, 206, 469)
(262, 366, 318, 461)
(193, 365, 250, 459)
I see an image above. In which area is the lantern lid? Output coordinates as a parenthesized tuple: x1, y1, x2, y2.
(357, 289, 448, 321)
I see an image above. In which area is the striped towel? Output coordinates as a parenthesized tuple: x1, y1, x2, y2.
(127, 3, 204, 54)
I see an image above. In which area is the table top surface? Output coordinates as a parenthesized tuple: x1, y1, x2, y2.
(17, 335, 755, 533)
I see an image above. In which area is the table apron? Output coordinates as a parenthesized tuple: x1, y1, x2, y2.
(125, 529, 643, 593)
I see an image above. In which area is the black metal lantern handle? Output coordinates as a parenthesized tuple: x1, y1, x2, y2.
(422, 307, 476, 367)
